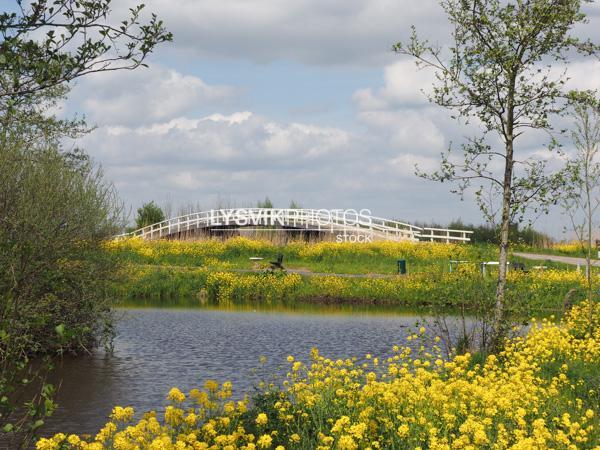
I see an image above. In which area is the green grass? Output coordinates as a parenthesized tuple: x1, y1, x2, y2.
(106, 238, 594, 315)
(112, 265, 587, 317)
(108, 239, 577, 275)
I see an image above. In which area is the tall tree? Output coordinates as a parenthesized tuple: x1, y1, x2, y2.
(393, 0, 599, 348)
(562, 101, 600, 317)
(135, 201, 166, 230)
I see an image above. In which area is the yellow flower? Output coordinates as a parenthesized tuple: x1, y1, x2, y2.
(167, 387, 186, 403)
(35, 438, 59, 450)
(257, 434, 273, 448)
(204, 379, 219, 392)
(67, 435, 81, 445)
(338, 435, 358, 450)
(256, 413, 268, 426)
(110, 406, 134, 422)
(397, 424, 410, 438)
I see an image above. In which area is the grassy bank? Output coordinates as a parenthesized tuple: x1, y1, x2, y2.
(107, 238, 594, 313)
(115, 265, 588, 314)
(37, 302, 599, 449)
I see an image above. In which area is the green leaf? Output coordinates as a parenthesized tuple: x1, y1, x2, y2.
(2, 423, 13, 433)
(44, 398, 56, 416)
(55, 323, 65, 337)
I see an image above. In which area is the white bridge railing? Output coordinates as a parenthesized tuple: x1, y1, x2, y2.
(116, 208, 473, 243)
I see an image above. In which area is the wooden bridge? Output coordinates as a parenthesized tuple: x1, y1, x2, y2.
(117, 208, 473, 243)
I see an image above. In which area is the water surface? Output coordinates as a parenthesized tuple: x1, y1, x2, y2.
(43, 301, 450, 436)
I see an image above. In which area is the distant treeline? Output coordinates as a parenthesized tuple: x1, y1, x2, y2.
(414, 220, 553, 247)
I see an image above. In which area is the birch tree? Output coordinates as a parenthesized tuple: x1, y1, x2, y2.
(394, 0, 599, 349)
(562, 102, 600, 320)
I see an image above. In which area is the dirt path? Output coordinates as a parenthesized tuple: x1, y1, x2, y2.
(235, 268, 397, 278)
(513, 252, 600, 267)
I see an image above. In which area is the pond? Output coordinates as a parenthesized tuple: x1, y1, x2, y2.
(41, 300, 466, 437)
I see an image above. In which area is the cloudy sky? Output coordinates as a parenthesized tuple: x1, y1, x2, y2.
(60, 0, 600, 235)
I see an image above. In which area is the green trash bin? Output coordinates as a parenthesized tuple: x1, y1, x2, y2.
(397, 259, 407, 275)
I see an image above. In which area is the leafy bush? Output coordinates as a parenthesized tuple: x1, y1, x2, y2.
(0, 143, 122, 446)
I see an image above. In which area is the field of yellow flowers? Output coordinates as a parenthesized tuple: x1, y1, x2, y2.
(106, 237, 595, 312)
(105, 237, 493, 275)
(115, 264, 589, 313)
(37, 302, 599, 449)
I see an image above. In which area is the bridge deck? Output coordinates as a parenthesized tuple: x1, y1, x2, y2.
(117, 208, 473, 243)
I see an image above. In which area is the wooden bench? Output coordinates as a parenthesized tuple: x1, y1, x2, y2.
(269, 254, 284, 271)
(511, 262, 528, 273)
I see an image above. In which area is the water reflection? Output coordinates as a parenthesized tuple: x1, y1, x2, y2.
(43, 300, 459, 437)
(118, 296, 455, 316)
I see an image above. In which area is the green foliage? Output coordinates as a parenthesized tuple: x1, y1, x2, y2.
(0, 138, 122, 447)
(0, 0, 172, 100)
(445, 220, 552, 247)
(0, 84, 123, 446)
(0, 2, 172, 446)
(135, 201, 166, 230)
(108, 238, 500, 274)
(116, 266, 210, 300)
(257, 197, 274, 208)
(110, 239, 584, 318)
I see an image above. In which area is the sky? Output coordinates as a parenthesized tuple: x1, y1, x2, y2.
(58, 0, 600, 236)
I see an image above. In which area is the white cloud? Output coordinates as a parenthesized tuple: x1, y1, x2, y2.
(67, 66, 235, 126)
(560, 59, 600, 92)
(77, 107, 479, 224)
(167, 171, 206, 190)
(352, 61, 448, 158)
(354, 60, 436, 110)
(82, 111, 355, 169)
(358, 109, 445, 154)
(389, 153, 440, 177)
(110, 0, 447, 66)
(103, 0, 600, 68)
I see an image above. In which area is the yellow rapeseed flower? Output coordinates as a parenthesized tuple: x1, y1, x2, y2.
(255, 413, 268, 426)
